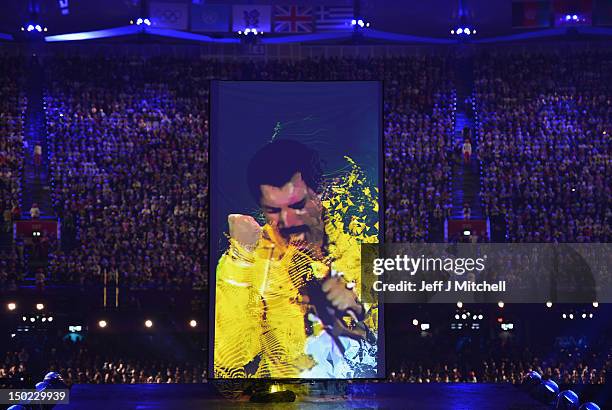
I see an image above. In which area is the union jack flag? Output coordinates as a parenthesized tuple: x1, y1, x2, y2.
(273, 5, 313, 33)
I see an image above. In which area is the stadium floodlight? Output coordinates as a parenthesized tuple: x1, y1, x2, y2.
(589, 313, 593, 318)
(478, 314, 483, 320)
(546, 301, 553, 308)
(7, 302, 16, 311)
(592, 301, 598, 308)
(463, 230, 471, 236)
(98, 320, 107, 328)
(572, 15, 578, 20)
(145, 319, 153, 328)
(412, 319, 419, 326)
(36, 303, 44, 310)
(565, 14, 571, 21)
(464, 28, 471, 35)
(366, 22, 370, 27)
(358, 19, 364, 27)
(30, 317, 35, 322)
(136, 18, 143, 25)
(498, 301, 504, 308)
(420, 323, 430, 331)
(461, 314, 467, 320)
(189, 320, 197, 328)
(473, 29, 476, 34)
(569, 313, 574, 319)
(451, 29, 455, 34)
(562, 313, 567, 319)
(27, 24, 34, 32)
(48, 316, 53, 322)
(22, 316, 26, 321)
(252, 28, 258, 35)
(144, 18, 151, 26)
(351, 19, 357, 26)
(455, 314, 460, 320)
(35, 25, 42, 32)
(582, 313, 587, 319)
(457, 28, 463, 34)
(456, 301, 463, 308)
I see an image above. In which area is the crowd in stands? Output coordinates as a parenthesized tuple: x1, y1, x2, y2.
(388, 330, 609, 384)
(0, 56, 26, 291)
(475, 50, 611, 242)
(1, 336, 206, 385)
(2, 329, 607, 385)
(41, 56, 454, 287)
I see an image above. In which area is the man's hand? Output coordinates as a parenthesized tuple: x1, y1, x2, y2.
(321, 277, 363, 319)
(228, 214, 262, 251)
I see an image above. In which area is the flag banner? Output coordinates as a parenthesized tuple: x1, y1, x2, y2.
(315, 5, 354, 32)
(274, 5, 314, 33)
(150, 1, 188, 30)
(553, 0, 592, 25)
(232, 5, 271, 32)
(191, 3, 231, 32)
(512, 1, 552, 27)
(594, 0, 612, 25)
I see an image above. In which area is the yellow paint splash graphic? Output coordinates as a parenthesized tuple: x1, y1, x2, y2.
(214, 157, 379, 378)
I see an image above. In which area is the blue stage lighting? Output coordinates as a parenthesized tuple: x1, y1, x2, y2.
(522, 371, 542, 391)
(579, 403, 600, 410)
(572, 15, 578, 20)
(556, 390, 579, 410)
(566, 14, 571, 21)
(533, 379, 559, 404)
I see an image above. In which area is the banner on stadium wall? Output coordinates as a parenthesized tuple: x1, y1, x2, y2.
(191, 3, 231, 32)
(150, 1, 188, 30)
(232, 5, 271, 32)
(512, 0, 552, 28)
(314, 5, 354, 32)
(273, 5, 314, 33)
(594, 0, 612, 25)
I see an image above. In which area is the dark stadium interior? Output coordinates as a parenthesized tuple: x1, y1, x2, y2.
(0, 0, 611, 409)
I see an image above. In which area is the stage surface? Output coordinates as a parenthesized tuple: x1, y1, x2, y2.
(61, 383, 551, 409)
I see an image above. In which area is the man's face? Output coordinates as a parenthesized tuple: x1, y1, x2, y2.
(260, 172, 324, 248)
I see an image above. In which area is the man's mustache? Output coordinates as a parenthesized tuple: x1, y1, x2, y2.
(279, 225, 310, 237)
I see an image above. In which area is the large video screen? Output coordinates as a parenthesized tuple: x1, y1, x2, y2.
(209, 81, 384, 379)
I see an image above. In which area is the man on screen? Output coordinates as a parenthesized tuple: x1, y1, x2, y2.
(214, 139, 378, 379)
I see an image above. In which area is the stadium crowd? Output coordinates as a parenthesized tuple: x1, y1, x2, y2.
(2, 332, 607, 385)
(40, 56, 454, 287)
(0, 56, 26, 291)
(475, 50, 611, 242)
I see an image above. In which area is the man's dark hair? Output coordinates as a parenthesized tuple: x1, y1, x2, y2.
(247, 139, 322, 204)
